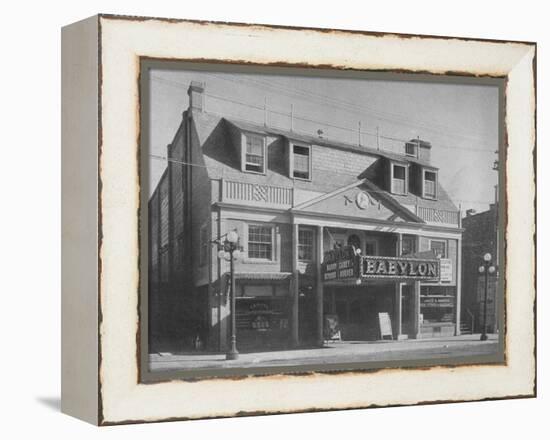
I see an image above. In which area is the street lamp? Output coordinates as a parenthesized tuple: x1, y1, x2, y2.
(215, 230, 240, 360)
(478, 253, 496, 341)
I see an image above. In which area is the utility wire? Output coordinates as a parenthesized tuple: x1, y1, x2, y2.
(151, 75, 497, 154)
(201, 73, 495, 145)
(149, 154, 495, 206)
(204, 96, 495, 154)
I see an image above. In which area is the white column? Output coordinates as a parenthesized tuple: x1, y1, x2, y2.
(395, 283, 403, 338)
(413, 281, 421, 339)
(316, 226, 324, 346)
(394, 233, 403, 339)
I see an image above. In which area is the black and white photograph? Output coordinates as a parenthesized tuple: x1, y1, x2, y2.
(142, 64, 504, 377)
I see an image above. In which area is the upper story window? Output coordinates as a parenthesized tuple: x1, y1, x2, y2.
(291, 143, 311, 180)
(405, 142, 417, 157)
(430, 239, 446, 258)
(391, 163, 408, 195)
(244, 134, 266, 174)
(401, 236, 416, 256)
(247, 224, 273, 260)
(423, 170, 437, 199)
(298, 228, 314, 261)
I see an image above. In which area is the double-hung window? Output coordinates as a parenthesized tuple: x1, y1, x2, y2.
(423, 170, 437, 199)
(391, 163, 408, 195)
(298, 228, 314, 261)
(244, 134, 265, 173)
(247, 225, 273, 260)
(292, 144, 311, 180)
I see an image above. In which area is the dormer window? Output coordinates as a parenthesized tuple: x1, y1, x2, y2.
(423, 169, 437, 199)
(405, 141, 417, 157)
(391, 163, 408, 195)
(244, 133, 266, 174)
(290, 142, 311, 180)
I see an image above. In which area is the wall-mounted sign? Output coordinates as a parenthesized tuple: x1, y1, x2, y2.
(361, 256, 440, 281)
(439, 258, 452, 282)
(322, 246, 359, 281)
(421, 296, 454, 308)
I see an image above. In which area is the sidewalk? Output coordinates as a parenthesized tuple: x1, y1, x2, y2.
(149, 334, 500, 371)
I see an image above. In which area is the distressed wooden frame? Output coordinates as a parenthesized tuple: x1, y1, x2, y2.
(61, 14, 536, 425)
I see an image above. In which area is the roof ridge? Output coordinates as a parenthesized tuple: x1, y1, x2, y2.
(222, 116, 436, 168)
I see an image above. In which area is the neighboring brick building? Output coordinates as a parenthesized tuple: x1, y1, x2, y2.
(461, 204, 499, 333)
(149, 82, 464, 353)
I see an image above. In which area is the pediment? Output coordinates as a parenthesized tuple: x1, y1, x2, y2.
(293, 180, 423, 223)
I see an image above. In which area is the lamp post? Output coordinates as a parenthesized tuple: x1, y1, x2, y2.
(215, 230, 241, 360)
(478, 253, 496, 341)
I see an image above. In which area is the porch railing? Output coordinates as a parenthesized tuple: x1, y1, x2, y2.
(416, 206, 460, 226)
(221, 179, 293, 207)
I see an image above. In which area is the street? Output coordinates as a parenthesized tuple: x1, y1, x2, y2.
(149, 334, 500, 372)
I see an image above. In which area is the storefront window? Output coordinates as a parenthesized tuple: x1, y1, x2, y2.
(420, 286, 455, 323)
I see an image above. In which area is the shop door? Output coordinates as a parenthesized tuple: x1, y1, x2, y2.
(299, 294, 317, 346)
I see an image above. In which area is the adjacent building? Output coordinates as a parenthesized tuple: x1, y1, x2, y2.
(148, 81, 464, 353)
(461, 204, 499, 333)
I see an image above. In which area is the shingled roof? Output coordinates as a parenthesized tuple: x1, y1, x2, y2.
(191, 110, 457, 213)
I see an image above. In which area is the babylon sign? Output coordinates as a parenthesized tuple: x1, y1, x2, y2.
(361, 256, 440, 281)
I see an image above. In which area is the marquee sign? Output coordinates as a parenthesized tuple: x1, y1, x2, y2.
(322, 246, 359, 281)
(322, 247, 441, 283)
(361, 256, 440, 281)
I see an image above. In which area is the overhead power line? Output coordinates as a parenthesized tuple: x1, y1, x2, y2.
(150, 75, 497, 154)
(149, 154, 495, 206)
(201, 73, 496, 146)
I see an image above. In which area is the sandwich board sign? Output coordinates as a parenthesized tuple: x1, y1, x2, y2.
(378, 312, 393, 340)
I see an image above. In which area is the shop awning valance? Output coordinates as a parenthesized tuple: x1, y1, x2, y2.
(233, 272, 293, 281)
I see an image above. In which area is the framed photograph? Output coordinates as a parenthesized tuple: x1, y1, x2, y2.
(61, 14, 536, 425)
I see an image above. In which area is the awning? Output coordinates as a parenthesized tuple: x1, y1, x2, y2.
(232, 272, 293, 281)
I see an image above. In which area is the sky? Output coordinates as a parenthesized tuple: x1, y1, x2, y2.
(147, 66, 500, 213)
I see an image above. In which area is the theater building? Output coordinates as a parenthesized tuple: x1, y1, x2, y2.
(148, 82, 464, 352)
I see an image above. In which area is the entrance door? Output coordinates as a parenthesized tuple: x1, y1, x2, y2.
(299, 294, 316, 346)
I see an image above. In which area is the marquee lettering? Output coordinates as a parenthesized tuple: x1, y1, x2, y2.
(322, 246, 441, 282)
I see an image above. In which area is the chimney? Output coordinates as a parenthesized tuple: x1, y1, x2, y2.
(406, 138, 432, 163)
(187, 81, 204, 112)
